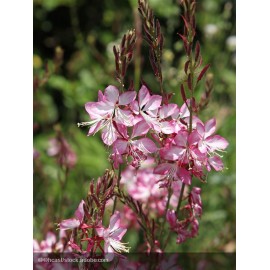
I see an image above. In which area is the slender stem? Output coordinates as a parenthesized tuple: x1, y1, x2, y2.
(159, 183, 172, 247)
(112, 165, 122, 214)
(163, 182, 186, 250)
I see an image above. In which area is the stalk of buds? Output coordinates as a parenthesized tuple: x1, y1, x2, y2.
(138, 0, 165, 98)
(113, 30, 136, 91)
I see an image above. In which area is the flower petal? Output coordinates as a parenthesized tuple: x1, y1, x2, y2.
(144, 95, 162, 111)
(131, 120, 150, 138)
(205, 135, 229, 151)
(119, 91, 136, 105)
(104, 85, 119, 104)
(95, 227, 105, 237)
(154, 163, 173, 175)
(160, 121, 175, 134)
(110, 227, 127, 240)
(174, 131, 188, 147)
(208, 155, 224, 171)
(46, 232, 57, 246)
(138, 85, 150, 108)
(130, 100, 140, 114)
(115, 108, 134, 126)
(196, 122, 205, 138)
(133, 138, 157, 153)
(159, 104, 179, 119)
(87, 120, 102, 136)
(85, 101, 114, 118)
(176, 167, 191, 185)
(109, 211, 121, 232)
(98, 90, 105, 101)
(205, 118, 216, 137)
(188, 130, 201, 145)
(179, 101, 190, 118)
(160, 146, 185, 161)
(101, 121, 117, 145)
(75, 200, 85, 223)
(59, 218, 80, 230)
(113, 139, 128, 155)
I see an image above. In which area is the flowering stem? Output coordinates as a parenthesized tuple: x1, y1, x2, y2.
(163, 182, 186, 250)
(112, 165, 122, 214)
(176, 183, 186, 215)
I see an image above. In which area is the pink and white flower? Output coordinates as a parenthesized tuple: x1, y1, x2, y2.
(58, 200, 85, 230)
(96, 211, 130, 261)
(196, 118, 229, 154)
(78, 85, 136, 145)
(130, 85, 162, 130)
(112, 121, 157, 168)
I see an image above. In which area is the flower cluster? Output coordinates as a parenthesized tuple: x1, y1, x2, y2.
(57, 171, 130, 262)
(79, 84, 228, 186)
(58, 200, 129, 261)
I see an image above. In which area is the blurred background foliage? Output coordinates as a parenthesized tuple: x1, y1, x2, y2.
(33, 0, 235, 253)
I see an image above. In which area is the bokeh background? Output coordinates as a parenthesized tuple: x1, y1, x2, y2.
(33, 0, 236, 253)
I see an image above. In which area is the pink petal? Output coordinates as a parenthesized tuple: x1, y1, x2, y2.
(205, 118, 216, 137)
(160, 121, 175, 134)
(176, 167, 191, 185)
(133, 138, 157, 153)
(75, 200, 85, 223)
(159, 104, 179, 119)
(196, 122, 205, 138)
(138, 85, 150, 108)
(160, 146, 185, 161)
(116, 123, 129, 139)
(85, 101, 114, 118)
(46, 232, 57, 246)
(198, 140, 207, 154)
(87, 121, 102, 136)
(154, 163, 173, 175)
(140, 111, 161, 132)
(205, 135, 229, 151)
(130, 100, 140, 114)
(119, 91, 136, 105)
(131, 120, 150, 138)
(110, 227, 127, 240)
(101, 121, 117, 145)
(191, 116, 204, 129)
(104, 85, 119, 104)
(188, 130, 201, 145)
(113, 139, 128, 154)
(98, 90, 105, 101)
(59, 218, 80, 230)
(95, 227, 105, 237)
(208, 155, 224, 171)
(109, 211, 121, 232)
(33, 240, 40, 251)
(179, 101, 190, 118)
(104, 243, 115, 261)
(69, 241, 82, 252)
(144, 95, 162, 111)
(115, 108, 134, 126)
(174, 131, 188, 147)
